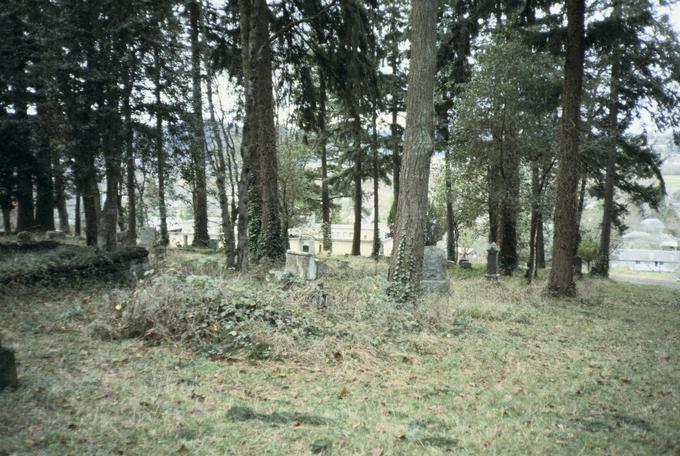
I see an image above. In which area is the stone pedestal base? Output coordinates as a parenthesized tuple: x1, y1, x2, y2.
(421, 279, 449, 292)
(485, 274, 499, 281)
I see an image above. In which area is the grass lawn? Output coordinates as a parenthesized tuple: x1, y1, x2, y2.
(1, 252, 679, 455)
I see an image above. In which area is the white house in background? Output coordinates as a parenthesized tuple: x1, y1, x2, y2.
(611, 249, 680, 273)
(288, 223, 393, 257)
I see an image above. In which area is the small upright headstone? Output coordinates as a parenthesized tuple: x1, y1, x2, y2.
(285, 251, 317, 280)
(16, 231, 32, 244)
(208, 239, 219, 250)
(138, 227, 157, 248)
(421, 246, 449, 292)
(116, 230, 129, 243)
(46, 230, 66, 240)
(0, 346, 18, 390)
(460, 260, 472, 269)
(485, 242, 500, 280)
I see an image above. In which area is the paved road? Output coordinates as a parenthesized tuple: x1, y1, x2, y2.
(611, 275, 680, 290)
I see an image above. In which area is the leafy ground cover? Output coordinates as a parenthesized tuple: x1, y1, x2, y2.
(1, 251, 679, 455)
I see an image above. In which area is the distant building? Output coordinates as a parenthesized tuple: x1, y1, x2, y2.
(611, 249, 680, 273)
(288, 223, 393, 257)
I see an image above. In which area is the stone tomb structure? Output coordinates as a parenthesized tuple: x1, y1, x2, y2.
(421, 246, 449, 292)
(285, 251, 318, 280)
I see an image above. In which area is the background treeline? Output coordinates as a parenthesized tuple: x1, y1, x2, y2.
(1, 0, 678, 281)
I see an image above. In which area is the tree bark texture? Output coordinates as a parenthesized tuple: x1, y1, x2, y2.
(548, 0, 585, 296)
(189, 0, 210, 247)
(51, 147, 70, 233)
(387, 0, 438, 285)
(153, 44, 169, 247)
(592, 20, 621, 278)
(352, 115, 363, 256)
(252, 0, 284, 262)
(124, 75, 136, 243)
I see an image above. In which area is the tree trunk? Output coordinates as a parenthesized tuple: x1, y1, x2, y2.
(592, 26, 621, 277)
(153, 45, 168, 247)
(371, 108, 380, 258)
(390, 29, 401, 206)
(206, 75, 236, 268)
(351, 115, 363, 256)
(536, 214, 546, 269)
(237, 0, 254, 270)
(1, 205, 10, 234)
(82, 162, 99, 246)
(98, 153, 120, 250)
(387, 0, 438, 286)
(487, 166, 499, 244)
(34, 133, 55, 232)
(15, 167, 35, 232)
(124, 75, 136, 244)
(252, 0, 284, 262)
(189, 0, 210, 247)
(74, 191, 81, 237)
(52, 147, 70, 233)
(319, 73, 332, 252)
(98, 107, 122, 251)
(548, 0, 585, 296)
(526, 164, 539, 280)
(444, 141, 456, 263)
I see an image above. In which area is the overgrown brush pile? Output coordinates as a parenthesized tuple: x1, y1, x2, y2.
(0, 243, 148, 286)
(94, 252, 544, 364)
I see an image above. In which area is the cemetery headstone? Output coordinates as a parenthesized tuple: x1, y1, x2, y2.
(0, 346, 18, 390)
(485, 242, 500, 280)
(285, 251, 318, 280)
(138, 227, 157, 248)
(208, 239, 219, 250)
(421, 246, 449, 292)
(46, 230, 66, 240)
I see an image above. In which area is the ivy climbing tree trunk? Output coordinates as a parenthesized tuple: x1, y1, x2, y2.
(253, 0, 284, 262)
(548, 0, 586, 296)
(387, 0, 438, 288)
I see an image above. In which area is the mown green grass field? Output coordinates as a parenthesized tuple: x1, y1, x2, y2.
(1, 252, 679, 455)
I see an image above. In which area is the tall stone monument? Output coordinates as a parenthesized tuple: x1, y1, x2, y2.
(421, 246, 449, 292)
(485, 242, 500, 280)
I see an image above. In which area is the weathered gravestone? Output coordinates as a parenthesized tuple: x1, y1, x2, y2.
(485, 242, 500, 280)
(285, 251, 318, 280)
(0, 346, 18, 390)
(421, 246, 449, 292)
(46, 230, 66, 240)
(208, 239, 219, 250)
(138, 227, 157, 248)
